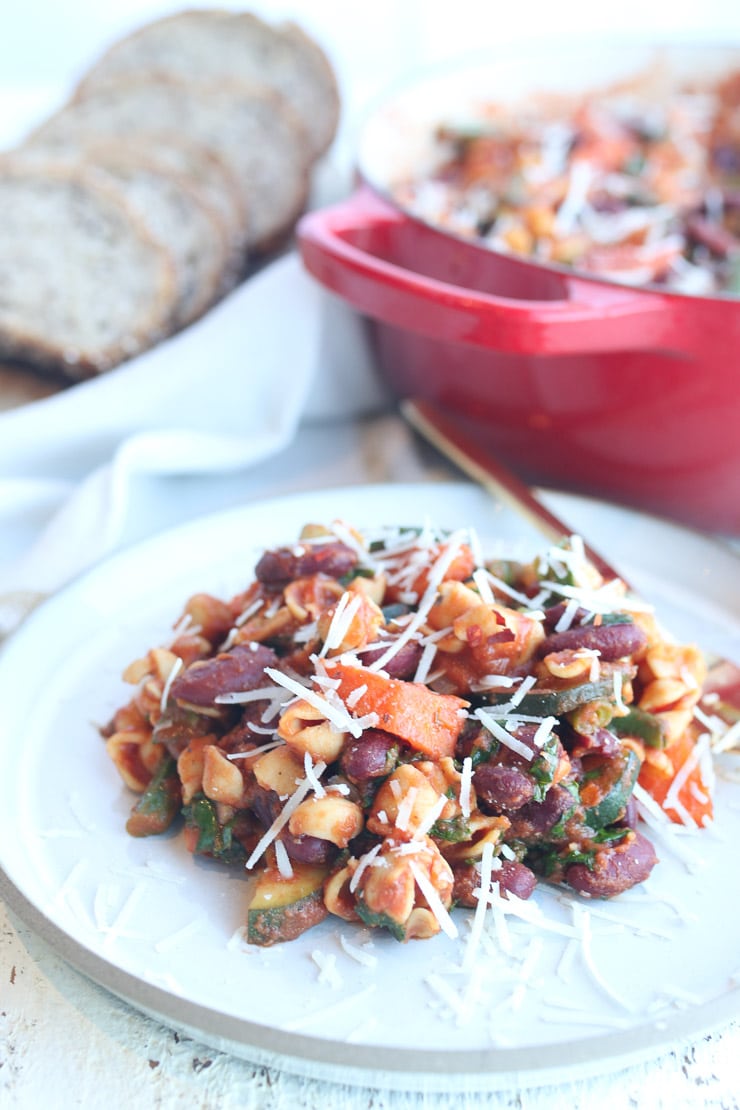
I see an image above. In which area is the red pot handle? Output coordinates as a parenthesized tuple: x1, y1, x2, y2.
(298, 187, 678, 356)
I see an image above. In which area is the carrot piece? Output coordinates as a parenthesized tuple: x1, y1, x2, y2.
(637, 724, 713, 827)
(326, 661, 468, 760)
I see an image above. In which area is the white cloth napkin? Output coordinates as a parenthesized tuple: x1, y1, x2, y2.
(0, 252, 390, 637)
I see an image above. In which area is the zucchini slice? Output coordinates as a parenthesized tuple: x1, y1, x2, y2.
(126, 756, 181, 838)
(611, 706, 668, 749)
(355, 897, 408, 942)
(247, 862, 329, 946)
(487, 674, 616, 717)
(580, 748, 641, 830)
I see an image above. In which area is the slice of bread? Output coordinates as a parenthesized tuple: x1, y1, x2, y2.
(17, 141, 232, 324)
(0, 162, 178, 378)
(126, 134, 250, 262)
(25, 74, 311, 252)
(73, 8, 340, 159)
(85, 151, 229, 326)
(21, 130, 250, 271)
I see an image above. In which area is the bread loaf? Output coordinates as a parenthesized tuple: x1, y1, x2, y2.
(96, 146, 233, 322)
(0, 8, 340, 383)
(74, 8, 341, 159)
(0, 163, 178, 377)
(25, 74, 311, 253)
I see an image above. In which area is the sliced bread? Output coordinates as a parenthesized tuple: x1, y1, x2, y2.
(17, 141, 232, 324)
(0, 162, 178, 377)
(81, 144, 230, 324)
(24, 74, 311, 252)
(126, 134, 250, 263)
(21, 130, 250, 268)
(73, 8, 340, 159)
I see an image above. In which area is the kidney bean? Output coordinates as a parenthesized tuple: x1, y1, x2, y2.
(359, 639, 424, 679)
(686, 214, 739, 258)
(722, 188, 740, 212)
(245, 784, 339, 866)
(255, 541, 358, 584)
(341, 730, 398, 781)
(219, 707, 277, 753)
(565, 831, 658, 897)
(170, 643, 278, 706)
(712, 144, 740, 174)
(497, 859, 537, 900)
(539, 621, 647, 661)
(245, 784, 279, 829)
(473, 763, 535, 813)
(280, 829, 337, 865)
(499, 724, 543, 762)
(511, 784, 575, 837)
(452, 859, 536, 906)
(542, 603, 590, 631)
(455, 719, 489, 763)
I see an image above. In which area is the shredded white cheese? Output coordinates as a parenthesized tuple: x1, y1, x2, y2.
(532, 715, 558, 750)
(474, 707, 536, 760)
(264, 666, 364, 739)
(394, 787, 418, 832)
(339, 933, 378, 968)
(227, 739, 283, 761)
(408, 858, 458, 939)
(244, 761, 327, 871)
(508, 674, 537, 708)
(472, 567, 495, 604)
(572, 903, 637, 1012)
(349, 843, 383, 894)
(368, 529, 469, 673)
(311, 949, 342, 988)
(159, 655, 183, 714)
(413, 640, 439, 684)
(613, 670, 628, 713)
(215, 683, 292, 706)
(554, 597, 583, 633)
(234, 597, 265, 627)
(664, 732, 712, 828)
(303, 752, 326, 799)
(319, 592, 363, 657)
(412, 793, 448, 840)
(345, 683, 368, 709)
(479, 568, 533, 608)
(459, 756, 473, 820)
(462, 840, 494, 972)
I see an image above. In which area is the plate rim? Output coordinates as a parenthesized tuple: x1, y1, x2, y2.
(2, 480, 739, 1090)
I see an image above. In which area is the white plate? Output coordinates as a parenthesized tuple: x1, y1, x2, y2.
(1, 482, 739, 1092)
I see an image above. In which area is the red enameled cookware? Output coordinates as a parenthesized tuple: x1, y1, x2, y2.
(298, 42, 740, 534)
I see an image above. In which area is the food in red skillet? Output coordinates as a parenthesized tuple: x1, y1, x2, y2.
(102, 520, 733, 946)
(392, 69, 740, 295)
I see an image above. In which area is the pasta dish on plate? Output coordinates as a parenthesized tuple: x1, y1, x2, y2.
(102, 519, 734, 947)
